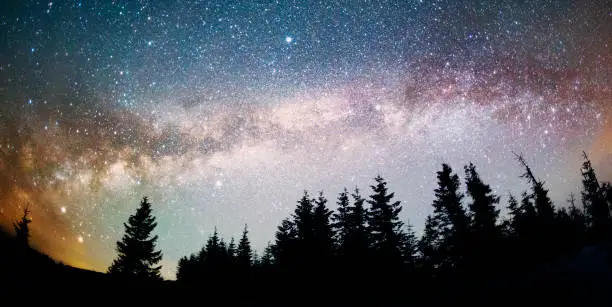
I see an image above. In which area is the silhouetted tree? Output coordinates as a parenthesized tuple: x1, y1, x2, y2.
(172, 151, 612, 303)
(176, 254, 198, 282)
(464, 162, 501, 271)
(514, 153, 555, 222)
(203, 228, 228, 275)
(108, 197, 163, 280)
(428, 164, 469, 271)
(503, 194, 521, 237)
(237, 225, 253, 268)
(348, 187, 370, 259)
(401, 224, 418, 268)
(205, 228, 221, 260)
(228, 238, 236, 259)
(312, 191, 335, 271)
(13, 206, 31, 248)
(261, 242, 275, 266)
(334, 187, 371, 276)
(252, 251, 260, 267)
(465, 163, 500, 236)
(514, 153, 561, 262)
(367, 175, 406, 269)
(567, 193, 586, 246)
(580, 151, 611, 243)
(273, 218, 297, 268)
(418, 215, 440, 271)
(293, 191, 315, 244)
(332, 188, 351, 257)
(519, 192, 538, 228)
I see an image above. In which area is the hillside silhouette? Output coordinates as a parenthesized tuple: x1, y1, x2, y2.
(1, 153, 612, 306)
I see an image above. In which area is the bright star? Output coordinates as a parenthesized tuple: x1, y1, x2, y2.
(285, 36, 293, 43)
(215, 180, 223, 188)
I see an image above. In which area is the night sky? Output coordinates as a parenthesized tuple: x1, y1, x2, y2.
(0, 0, 610, 279)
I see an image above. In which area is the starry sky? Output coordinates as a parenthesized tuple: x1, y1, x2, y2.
(0, 0, 610, 279)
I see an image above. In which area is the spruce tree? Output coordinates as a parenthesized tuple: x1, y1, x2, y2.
(464, 162, 500, 236)
(108, 197, 163, 280)
(237, 225, 253, 268)
(293, 191, 315, 243)
(401, 224, 418, 268)
(227, 237, 237, 261)
(219, 238, 228, 257)
(464, 162, 501, 271)
(418, 215, 441, 271)
(290, 190, 317, 271)
(367, 175, 405, 267)
(13, 206, 31, 248)
(519, 192, 537, 223)
(504, 194, 521, 237)
(348, 187, 370, 258)
(580, 151, 610, 242)
(514, 153, 555, 221)
(274, 218, 297, 267)
(176, 254, 198, 282)
(312, 191, 335, 266)
(335, 187, 370, 271)
(332, 188, 351, 257)
(205, 228, 221, 264)
(430, 164, 469, 270)
(261, 242, 275, 266)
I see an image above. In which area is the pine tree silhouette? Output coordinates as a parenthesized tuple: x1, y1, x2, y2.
(293, 190, 315, 244)
(334, 187, 371, 275)
(13, 206, 31, 248)
(203, 228, 222, 273)
(291, 190, 316, 272)
(171, 152, 612, 305)
(312, 191, 335, 272)
(176, 254, 198, 282)
(332, 188, 351, 258)
(504, 194, 521, 237)
(465, 162, 500, 236)
(429, 164, 469, 271)
(237, 225, 253, 269)
(401, 224, 418, 268)
(260, 242, 275, 266)
(274, 218, 297, 268)
(348, 187, 370, 263)
(514, 153, 557, 262)
(227, 238, 236, 259)
(464, 162, 501, 272)
(367, 175, 406, 269)
(580, 151, 610, 243)
(418, 215, 441, 271)
(108, 197, 163, 280)
(514, 153, 555, 221)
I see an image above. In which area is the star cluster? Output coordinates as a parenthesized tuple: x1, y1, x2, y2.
(0, 1, 610, 279)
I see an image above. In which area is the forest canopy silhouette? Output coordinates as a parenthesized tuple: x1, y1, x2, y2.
(2, 152, 612, 305)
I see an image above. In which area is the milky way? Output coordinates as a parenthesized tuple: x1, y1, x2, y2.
(0, 1, 610, 279)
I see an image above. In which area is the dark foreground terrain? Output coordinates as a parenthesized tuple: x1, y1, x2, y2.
(2, 242, 612, 306)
